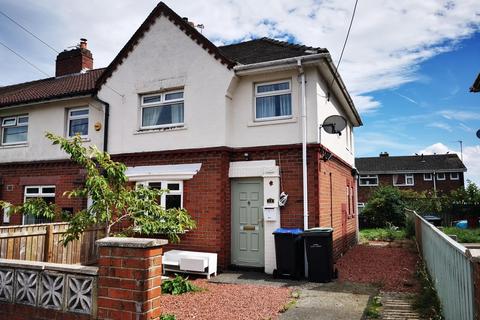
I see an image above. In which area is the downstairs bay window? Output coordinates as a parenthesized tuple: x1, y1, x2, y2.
(137, 181, 183, 209)
(23, 186, 55, 225)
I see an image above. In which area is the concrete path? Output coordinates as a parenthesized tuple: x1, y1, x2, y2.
(379, 292, 420, 320)
(210, 271, 375, 320)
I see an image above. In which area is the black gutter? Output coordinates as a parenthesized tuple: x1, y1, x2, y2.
(94, 96, 109, 152)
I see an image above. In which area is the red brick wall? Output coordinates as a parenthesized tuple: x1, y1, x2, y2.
(358, 172, 465, 203)
(0, 161, 87, 225)
(318, 156, 357, 259)
(0, 144, 357, 267)
(0, 303, 90, 320)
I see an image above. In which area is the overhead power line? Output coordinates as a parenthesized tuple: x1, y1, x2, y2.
(0, 9, 59, 54)
(0, 40, 51, 77)
(328, 0, 359, 94)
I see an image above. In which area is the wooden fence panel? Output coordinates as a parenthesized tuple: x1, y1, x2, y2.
(0, 222, 103, 265)
(410, 210, 475, 320)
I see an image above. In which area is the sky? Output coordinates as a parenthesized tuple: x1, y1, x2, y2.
(1, 0, 480, 182)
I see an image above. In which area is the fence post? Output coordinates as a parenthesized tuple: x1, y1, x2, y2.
(43, 224, 53, 262)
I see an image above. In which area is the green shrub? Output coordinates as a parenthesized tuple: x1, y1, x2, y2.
(362, 186, 407, 228)
(161, 274, 200, 295)
(160, 315, 176, 320)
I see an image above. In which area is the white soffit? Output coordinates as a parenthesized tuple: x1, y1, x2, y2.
(229, 160, 279, 178)
(125, 163, 202, 181)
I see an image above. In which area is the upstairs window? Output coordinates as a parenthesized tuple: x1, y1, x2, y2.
(1, 115, 28, 145)
(23, 186, 55, 225)
(436, 172, 446, 181)
(423, 173, 432, 181)
(255, 80, 292, 120)
(393, 174, 414, 186)
(450, 172, 460, 180)
(359, 175, 378, 186)
(141, 90, 184, 129)
(68, 108, 89, 137)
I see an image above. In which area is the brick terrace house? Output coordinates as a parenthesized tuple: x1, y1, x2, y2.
(0, 2, 362, 273)
(356, 152, 466, 208)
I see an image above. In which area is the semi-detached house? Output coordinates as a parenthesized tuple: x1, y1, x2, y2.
(0, 2, 362, 273)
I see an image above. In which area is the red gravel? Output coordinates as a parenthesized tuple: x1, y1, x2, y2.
(336, 243, 420, 292)
(159, 279, 292, 320)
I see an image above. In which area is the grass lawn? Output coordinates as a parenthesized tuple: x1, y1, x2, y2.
(360, 228, 407, 242)
(441, 227, 480, 243)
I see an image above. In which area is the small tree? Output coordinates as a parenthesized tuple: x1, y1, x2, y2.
(361, 186, 408, 228)
(0, 133, 196, 244)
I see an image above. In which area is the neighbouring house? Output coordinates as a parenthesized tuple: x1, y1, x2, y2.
(356, 152, 466, 209)
(0, 2, 362, 273)
(470, 73, 480, 92)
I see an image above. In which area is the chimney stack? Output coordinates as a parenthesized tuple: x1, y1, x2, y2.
(379, 152, 389, 158)
(55, 38, 93, 77)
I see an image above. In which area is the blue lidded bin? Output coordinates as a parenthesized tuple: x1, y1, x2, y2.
(272, 228, 305, 280)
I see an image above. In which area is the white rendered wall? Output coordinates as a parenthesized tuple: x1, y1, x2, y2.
(97, 14, 234, 155)
(0, 97, 104, 163)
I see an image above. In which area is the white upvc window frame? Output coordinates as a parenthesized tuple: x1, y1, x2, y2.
(254, 79, 292, 122)
(140, 90, 184, 130)
(136, 181, 184, 209)
(23, 185, 56, 225)
(393, 173, 415, 186)
(450, 172, 459, 180)
(423, 173, 433, 181)
(1, 114, 28, 146)
(67, 107, 89, 138)
(436, 172, 446, 181)
(358, 174, 378, 186)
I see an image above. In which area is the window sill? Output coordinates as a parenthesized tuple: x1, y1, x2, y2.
(248, 117, 297, 127)
(135, 126, 187, 135)
(0, 143, 28, 149)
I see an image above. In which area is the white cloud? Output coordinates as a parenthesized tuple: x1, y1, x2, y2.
(439, 110, 480, 121)
(427, 122, 452, 132)
(419, 142, 480, 185)
(1, 0, 479, 114)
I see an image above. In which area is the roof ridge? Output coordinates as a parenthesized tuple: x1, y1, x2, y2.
(96, 2, 235, 90)
(259, 37, 326, 53)
(0, 68, 106, 91)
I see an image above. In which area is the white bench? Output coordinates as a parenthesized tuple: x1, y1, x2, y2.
(162, 249, 217, 279)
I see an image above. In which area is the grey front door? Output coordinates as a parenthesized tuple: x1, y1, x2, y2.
(231, 178, 264, 267)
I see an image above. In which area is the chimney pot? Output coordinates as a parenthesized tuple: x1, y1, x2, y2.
(79, 38, 88, 49)
(379, 152, 389, 158)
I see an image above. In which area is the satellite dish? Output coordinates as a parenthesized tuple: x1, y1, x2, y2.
(322, 115, 347, 135)
(476, 129, 480, 139)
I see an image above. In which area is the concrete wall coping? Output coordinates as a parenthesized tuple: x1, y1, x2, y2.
(0, 258, 98, 275)
(96, 237, 168, 248)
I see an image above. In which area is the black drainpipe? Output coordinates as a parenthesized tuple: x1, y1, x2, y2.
(94, 96, 109, 152)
